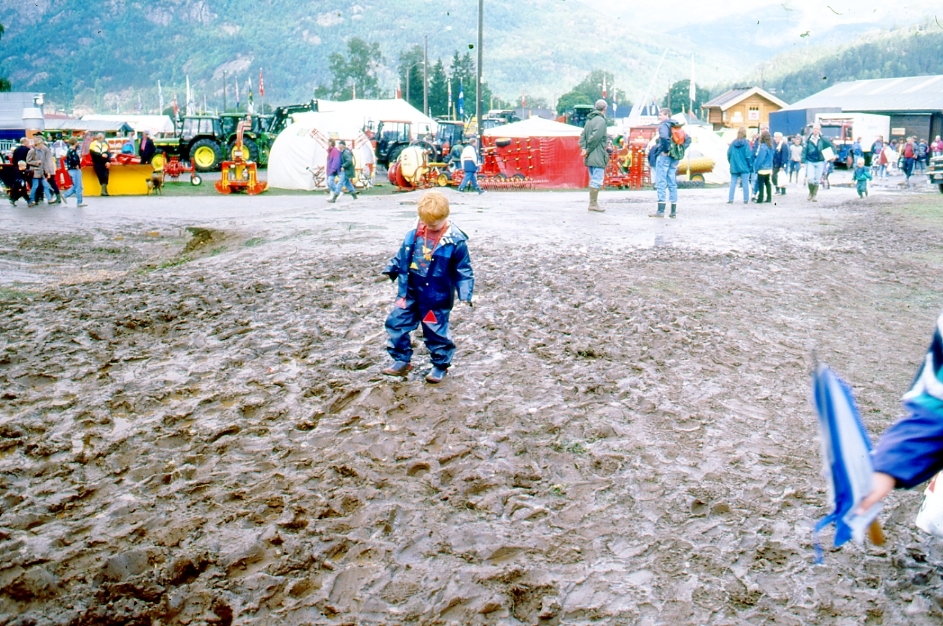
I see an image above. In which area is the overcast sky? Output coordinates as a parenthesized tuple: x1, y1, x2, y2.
(579, 0, 939, 31)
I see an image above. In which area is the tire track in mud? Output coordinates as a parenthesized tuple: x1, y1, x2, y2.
(2, 197, 943, 624)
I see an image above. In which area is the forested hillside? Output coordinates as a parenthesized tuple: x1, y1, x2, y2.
(0, 0, 731, 112)
(744, 23, 943, 103)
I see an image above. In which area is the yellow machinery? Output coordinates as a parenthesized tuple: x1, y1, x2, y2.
(80, 163, 154, 196)
(215, 121, 268, 195)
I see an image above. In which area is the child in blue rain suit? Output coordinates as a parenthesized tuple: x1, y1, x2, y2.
(859, 310, 943, 512)
(381, 191, 474, 383)
(852, 157, 872, 198)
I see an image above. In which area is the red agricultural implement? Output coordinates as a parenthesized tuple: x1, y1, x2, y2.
(215, 121, 268, 195)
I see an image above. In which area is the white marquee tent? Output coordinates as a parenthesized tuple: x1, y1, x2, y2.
(317, 98, 436, 137)
(268, 111, 376, 191)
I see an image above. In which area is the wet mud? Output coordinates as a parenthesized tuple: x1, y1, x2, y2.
(2, 188, 943, 624)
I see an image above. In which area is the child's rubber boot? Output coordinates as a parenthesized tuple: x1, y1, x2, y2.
(382, 361, 412, 377)
(669, 203, 677, 219)
(425, 365, 448, 384)
(649, 202, 665, 218)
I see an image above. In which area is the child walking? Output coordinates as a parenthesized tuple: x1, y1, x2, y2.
(852, 157, 872, 198)
(8, 161, 31, 206)
(382, 191, 474, 383)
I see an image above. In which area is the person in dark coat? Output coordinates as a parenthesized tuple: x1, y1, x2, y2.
(330, 140, 358, 202)
(11, 137, 31, 167)
(772, 131, 790, 195)
(89, 133, 111, 195)
(8, 160, 31, 206)
(381, 191, 473, 384)
(138, 131, 156, 164)
(726, 127, 753, 204)
(578, 99, 608, 212)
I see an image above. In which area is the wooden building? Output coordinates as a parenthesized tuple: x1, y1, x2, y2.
(701, 87, 787, 132)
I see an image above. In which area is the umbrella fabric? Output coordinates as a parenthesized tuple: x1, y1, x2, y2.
(812, 364, 882, 562)
(872, 310, 943, 489)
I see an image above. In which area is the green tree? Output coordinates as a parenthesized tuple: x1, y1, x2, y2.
(661, 80, 711, 115)
(0, 22, 9, 92)
(397, 46, 424, 110)
(316, 37, 383, 100)
(556, 90, 592, 115)
(428, 59, 448, 118)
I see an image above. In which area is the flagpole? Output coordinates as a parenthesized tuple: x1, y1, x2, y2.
(476, 0, 483, 149)
(223, 71, 227, 112)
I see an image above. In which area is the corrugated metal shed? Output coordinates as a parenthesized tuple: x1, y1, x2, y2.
(784, 76, 943, 112)
(0, 92, 43, 129)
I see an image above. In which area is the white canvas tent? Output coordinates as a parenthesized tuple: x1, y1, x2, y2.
(81, 114, 175, 136)
(268, 112, 376, 191)
(482, 117, 581, 138)
(673, 113, 730, 184)
(316, 98, 436, 137)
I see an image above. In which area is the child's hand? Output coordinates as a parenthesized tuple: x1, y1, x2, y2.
(394, 297, 407, 309)
(856, 472, 896, 514)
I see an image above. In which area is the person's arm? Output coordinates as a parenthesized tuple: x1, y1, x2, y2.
(449, 241, 474, 303)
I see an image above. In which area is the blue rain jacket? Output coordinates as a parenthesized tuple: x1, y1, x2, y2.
(383, 222, 474, 308)
(753, 143, 774, 173)
(872, 312, 943, 488)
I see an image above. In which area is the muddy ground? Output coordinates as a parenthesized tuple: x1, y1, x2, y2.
(2, 176, 943, 625)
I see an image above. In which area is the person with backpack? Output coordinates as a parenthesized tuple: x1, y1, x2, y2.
(916, 139, 929, 175)
(803, 123, 834, 202)
(60, 137, 87, 207)
(578, 99, 608, 212)
(650, 108, 689, 219)
(726, 127, 753, 204)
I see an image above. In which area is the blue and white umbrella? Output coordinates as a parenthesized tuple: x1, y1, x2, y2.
(812, 363, 884, 562)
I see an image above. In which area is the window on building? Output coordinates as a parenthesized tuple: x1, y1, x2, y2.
(748, 106, 760, 121)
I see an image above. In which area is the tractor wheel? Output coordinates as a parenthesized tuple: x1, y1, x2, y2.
(512, 173, 526, 181)
(436, 172, 450, 187)
(230, 138, 259, 163)
(190, 175, 202, 186)
(190, 139, 222, 172)
(388, 145, 405, 166)
(151, 153, 166, 171)
(691, 173, 705, 183)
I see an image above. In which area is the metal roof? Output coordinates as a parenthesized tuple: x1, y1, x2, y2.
(703, 87, 788, 111)
(784, 76, 943, 112)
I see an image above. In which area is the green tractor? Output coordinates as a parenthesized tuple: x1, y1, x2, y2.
(153, 115, 225, 172)
(220, 113, 272, 166)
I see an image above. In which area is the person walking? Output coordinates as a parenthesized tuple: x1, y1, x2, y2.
(457, 137, 484, 194)
(12, 137, 31, 168)
(325, 139, 341, 202)
(772, 131, 790, 195)
(25, 136, 60, 206)
(726, 127, 753, 204)
(871, 135, 886, 179)
(788, 135, 803, 183)
(139, 131, 156, 165)
(60, 137, 87, 207)
(803, 123, 833, 202)
(916, 138, 929, 175)
(89, 133, 111, 195)
(901, 136, 916, 187)
(333, 141, 358, 201)
(650, 107, 687, 218)
(753, 131, 774, 203)
(579, 99, 608, 212)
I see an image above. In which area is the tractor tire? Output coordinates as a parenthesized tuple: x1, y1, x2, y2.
(151, 153, 166, 171)
(388, 145, 405, 166)
(229, 138, 259, 163)
(691, 173, 705, 183)
(190, 139, 222, 172)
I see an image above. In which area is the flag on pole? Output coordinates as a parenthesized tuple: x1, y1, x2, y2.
(259, 68, 265, 97)
(458, 79, 464, 117)
(158, 80, 164, 112)
(235, 78, 240, 110)
(203, 94, 207, 114)
(173, 92, 179, 120)
(447, 78, 452, 116)
(137, 93, 143, 112)
(811, 363, 884, 562)
(247, 76, 254, 114)
(186, 75, 194, 115)
(602, 75, 607, 100)
(521, 90, 526, 108)
(690, 55, 696, 103)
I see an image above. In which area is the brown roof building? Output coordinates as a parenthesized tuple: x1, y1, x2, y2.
(701, 87, 788, 132)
